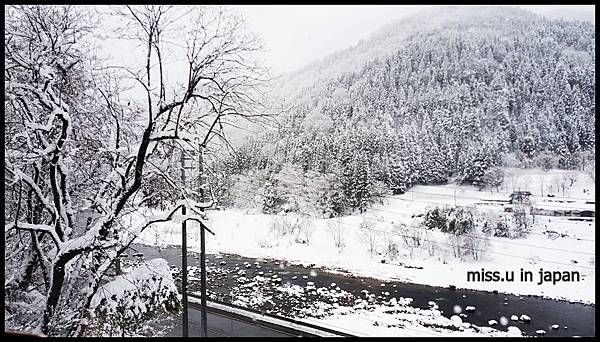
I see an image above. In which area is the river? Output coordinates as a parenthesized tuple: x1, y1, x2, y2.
(126, 243, 594, 337)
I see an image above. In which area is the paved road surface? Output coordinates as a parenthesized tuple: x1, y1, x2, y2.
(167, 305, 300, 337)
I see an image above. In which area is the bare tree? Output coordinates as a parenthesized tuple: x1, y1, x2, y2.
(327, 219, 346, 249)
(4, 5, 273, 336)
(357, 218, 378, 255)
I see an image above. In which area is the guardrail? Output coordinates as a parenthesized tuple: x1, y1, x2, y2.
(188, 294, 356, 337)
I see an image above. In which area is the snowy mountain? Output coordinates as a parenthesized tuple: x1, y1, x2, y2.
(276, 6, 545, 98)
(226, 5, 595, 216)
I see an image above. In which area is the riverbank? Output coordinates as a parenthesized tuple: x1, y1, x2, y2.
(128, 244, 595, 337)
(134, 205, 595, 305)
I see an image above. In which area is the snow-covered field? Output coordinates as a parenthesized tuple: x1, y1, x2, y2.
(135, 168, 595, 305)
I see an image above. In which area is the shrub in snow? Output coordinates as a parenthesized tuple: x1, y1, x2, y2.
(423, 207, 475, 235)
(85, 258, 180, 337)
(269, 216, 295, 240)
(493, 221, 510, 238)
(386, 240, 400, 260)
(327, 220, 346, 249)
(295, 217, 316, 245)
(423, 239, 437, 257)
(357, 218, 379, 255)
(423, 207, 447, 231)
(446, 234, 467, 260)
(394, 223, 427, 257)
(446, 208, 476, 235)
(462, 229, 490, 261)
(256, 233, 273, 248)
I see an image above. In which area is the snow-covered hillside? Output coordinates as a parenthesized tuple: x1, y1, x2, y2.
(137, 168, 595, 304)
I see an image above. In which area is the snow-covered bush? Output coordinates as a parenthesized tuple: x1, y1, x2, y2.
(357, 218, 379, 255)
(446, 234, 467, 260)
(423, 207, 475, 235)
(494, 221, 510, 238)
(327, 220, 346, 249)
(295, 217, 315, 245)
(269, 216, 295, 240)
(380, 230, 399, 260)
(256, 234, 273, 248)
(85, 258, 180, 337)
(462, 229, 490, 261)
(394, 223, 427, 257)
(424, 240, 438, 257)
(423, 207, 447, 231)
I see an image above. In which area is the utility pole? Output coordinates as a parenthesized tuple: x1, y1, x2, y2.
(453, 189, 457, 207)
(180, 150, 188, 338)
(198, 144, 208, 338)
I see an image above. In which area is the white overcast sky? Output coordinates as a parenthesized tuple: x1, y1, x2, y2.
(95, 4, 594, 102)
(234, 5, 425, 75)
(232, 5, 595, 75)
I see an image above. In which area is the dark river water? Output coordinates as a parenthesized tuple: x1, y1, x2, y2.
(126, 243, 595, 337)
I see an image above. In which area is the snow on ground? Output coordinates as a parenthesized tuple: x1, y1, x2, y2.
(135, 169, 595, 304)
(301, 302, 520, 337)
(90, 258, 178, 311)
(500, 168, 595, 199)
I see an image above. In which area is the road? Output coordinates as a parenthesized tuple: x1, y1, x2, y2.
(167, 301, 317, 337)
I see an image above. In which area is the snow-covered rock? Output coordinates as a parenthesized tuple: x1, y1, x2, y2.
(507, 326, 522, 336)
(450, 315, 462, 326)
(519, 314, 531, 322)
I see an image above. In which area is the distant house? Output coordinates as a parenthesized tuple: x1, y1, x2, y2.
(508, 191, 532, 204)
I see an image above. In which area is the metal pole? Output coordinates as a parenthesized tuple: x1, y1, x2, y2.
(198, 145, 208, 337)
(200, 222, 207, 337)
(182, 206, 188, 337)
(180, 151, 189, 337)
